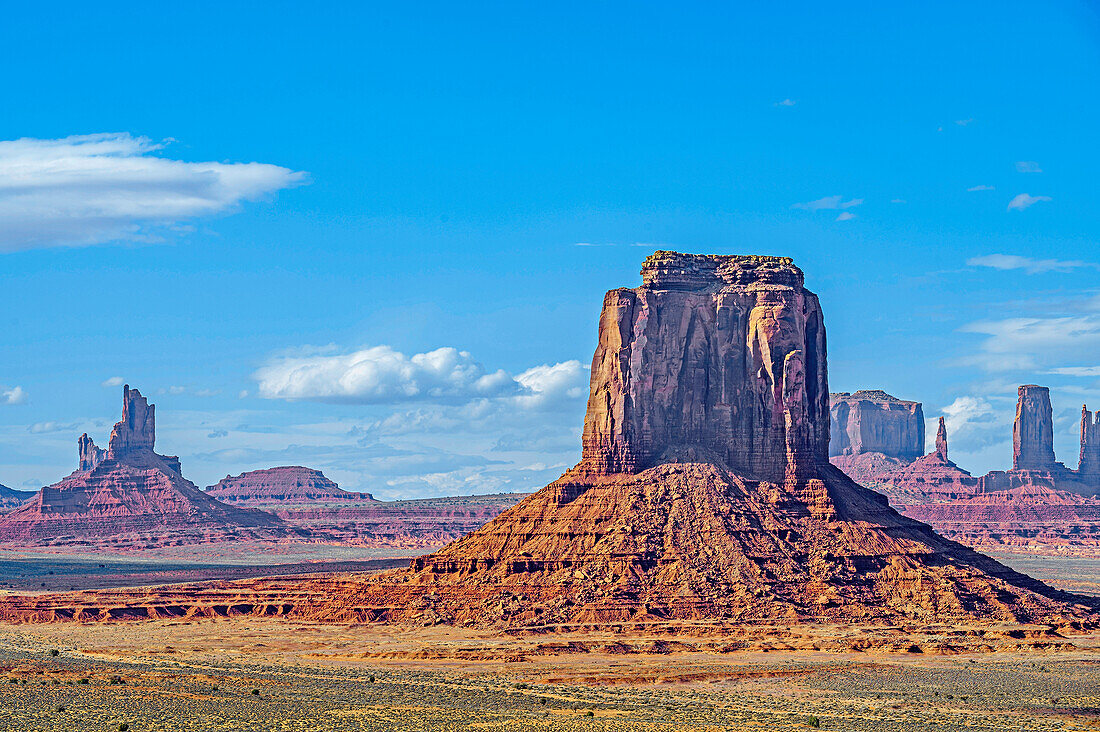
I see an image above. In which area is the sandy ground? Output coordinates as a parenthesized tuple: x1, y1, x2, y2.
(1, 618, 1098, 731)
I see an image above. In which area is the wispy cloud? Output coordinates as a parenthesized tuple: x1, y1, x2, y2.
(835, 212, 856, 222)
(967, 254, 1095, 274)
(955, 118, 974, 126)
(791, 195, 863, 211)
(1048, 366, 1100, 377)
(0, 133, 307, 252)
(775, 98, 797, 107)
(2, 386, 27, 405)
(967, 184, 995, 192)
(1007, 193, 1051, 211)
(1015, 161, 1042, 173)
(101, 376, 125, 387)
(960, 315, 1100, 372)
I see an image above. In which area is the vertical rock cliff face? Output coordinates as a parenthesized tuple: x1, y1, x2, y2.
(1014, 385, 1058, 470)
(580, 252, 828, 482)
(829, 391, 925, 460)
(1081, 406, 1100, 477)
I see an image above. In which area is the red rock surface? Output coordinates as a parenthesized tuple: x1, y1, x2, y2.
(876, 418, 981, 504)
(904, 485, 1100, 555)
(206, 466, 374, 503)
(1079, 405, 1100, 479)
(0, 386, 285, 546)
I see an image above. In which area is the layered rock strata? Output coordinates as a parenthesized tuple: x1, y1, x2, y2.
(0, 386, 284, 546)
(876, 419, 980, 504)
(206, 466, 375, 503)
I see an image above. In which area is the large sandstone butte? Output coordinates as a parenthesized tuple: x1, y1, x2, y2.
(304, 252, 1095, 626)
(829, 390, 925, 483)
(206, 466, 375, 504)
(0, 386, 284, 546)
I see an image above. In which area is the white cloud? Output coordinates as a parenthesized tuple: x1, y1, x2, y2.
(835, 212, 856, 222)
(961, 315, 1100, 372)
(967, 184, 995, 192)
(775, 98, 797, 107)
(1007, 193, 1051, 211)
(941, 395, 999, 440)
(890, 198, 907, 204)
(0, 133, 307, 252)
(254, 345, 536, 405)
(1015, 161, 1042, 173)
(955, 118, 974, 126)
(791, 195, 863, 211)
(28, 421, 80, 434)
(2, 386, 27, 405)
(101, 376, 125, 387)
(966, 253, 1094, 274)
(1048, 366, 1100, 377)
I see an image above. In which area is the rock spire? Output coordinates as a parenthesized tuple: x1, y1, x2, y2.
(935, 416, 948, 461)
(77, 434, 106, 471)
(1013, 385, 1057, 470)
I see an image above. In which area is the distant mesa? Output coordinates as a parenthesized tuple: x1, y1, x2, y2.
(828, 390, 925, 483)
(206, 466, 376, 504)
(0, 482, 35, 512)
(0, 385, 285, 547)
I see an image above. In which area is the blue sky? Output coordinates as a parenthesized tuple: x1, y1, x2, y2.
(2, 1, 1099, 496)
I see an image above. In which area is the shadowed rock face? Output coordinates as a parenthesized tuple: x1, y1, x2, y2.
(1014, 385, 1058, 470)
(829, 390, 925, 461)
(580, 252, 828, 482)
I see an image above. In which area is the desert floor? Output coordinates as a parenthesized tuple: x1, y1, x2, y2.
(1, 618, 1098, 731)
